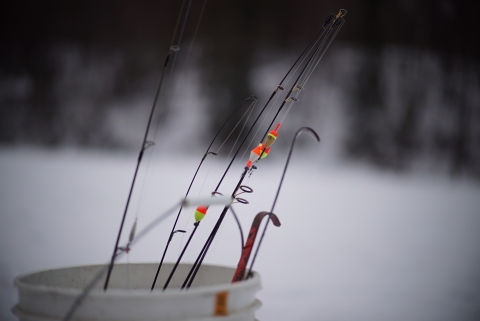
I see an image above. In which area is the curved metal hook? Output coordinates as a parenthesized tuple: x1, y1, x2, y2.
(229, 206, 245, 254)
(232, 211, 281, 282)
(271, 127, 320, 212)
(244, 127, 320, 280)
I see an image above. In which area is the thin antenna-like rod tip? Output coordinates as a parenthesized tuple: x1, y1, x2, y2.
(297, 127, 320, 143)
(337, 9, 347, 18)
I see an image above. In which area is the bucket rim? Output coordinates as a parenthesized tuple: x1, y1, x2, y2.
(14, 262, 261, 297)
(12, 299, 262, 321)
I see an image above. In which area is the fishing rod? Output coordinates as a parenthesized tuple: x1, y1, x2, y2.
(151, 96, 257, 290)
(246, 127, 320, 279)
(62, 195, 232, 321)
(181, 10, 346, 289)
(161, 190, 247, 290)
(161, 207, 205, 290)
(184, 128, 319, 288)
(252, 9, 346, 168)
(103, 26, 183, 292)
(181, 167, 249, 289)
(181, 126, 294, 288)
(179, 120, 287, 289)
(104, 0, 210, 290)
(213, 12, 338, 190)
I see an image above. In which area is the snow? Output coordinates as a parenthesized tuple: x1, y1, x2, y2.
(1, 147, 479, 320)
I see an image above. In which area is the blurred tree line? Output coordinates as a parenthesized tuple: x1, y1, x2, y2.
(0, 0, 479, 176)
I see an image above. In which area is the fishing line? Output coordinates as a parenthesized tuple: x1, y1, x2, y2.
(198, 100, 256, 262)
(183, 168, 249, 289)
(278, 101, 295, 124)
(215, 92, 280, 191)
(132, 0, 200, 260)
(151, 97, 258, 290)
(274, 19, 344, 132)
(253, 15, 337, 159)
(183, 11, 346, 288)
(174, 0, 209, 91)
(209, 28, 331, 193)
(210, 99, 257, 192)
(176, 0, 194, 48)
(302, 20, 345, 86)
(232, 18, 334, 165)
(279, 13, 335, 86)
(63, 201, 183, 321)
(246, 128, 320, 279)
(297, 12, 346, 88)
(179, 100, 255, 251)
(239, 93, 281, 160)
(209, 25, 325, 191)
(139, 0, 215, 220)
(215, 99, 257, 154)
(222, 91, 281, 188)
(103, 0, 191, 291)
(282, 20, 332, 87)
(297, 33, 330, 88)
(150, 0, 195, 142)
(133, 0, 194, 221)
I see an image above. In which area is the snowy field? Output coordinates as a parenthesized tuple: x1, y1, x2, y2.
(1, 147, 480, 320)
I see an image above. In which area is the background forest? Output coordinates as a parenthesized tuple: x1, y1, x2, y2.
(1, 0, 479, 177)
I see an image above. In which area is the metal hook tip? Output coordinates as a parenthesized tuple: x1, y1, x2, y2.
(297, 127, 320, 142)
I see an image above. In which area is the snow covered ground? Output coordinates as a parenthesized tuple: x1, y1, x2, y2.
(1, 147, 479, 320)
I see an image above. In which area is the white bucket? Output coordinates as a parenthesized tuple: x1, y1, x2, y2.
(13, 263, 261, 321)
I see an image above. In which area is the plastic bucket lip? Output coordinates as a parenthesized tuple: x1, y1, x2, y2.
(14, 263, 261, 321)
(14, 263, 261, 298)
(12, 300, 262, 321)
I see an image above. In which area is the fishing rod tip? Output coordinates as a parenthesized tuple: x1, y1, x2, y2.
(336, 9, 347, 18)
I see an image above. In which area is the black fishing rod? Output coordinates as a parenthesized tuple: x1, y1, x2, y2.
(183, 129, 319, 288)
(246, 127, 320, 279)
(162, 221, 200, 290)
(212, 12, 337, 190)
(161, 194, 246, 291)
(181, 10, 346, 289)
(62, 195, 233, 321)
(151, 96, 257, 290)
(103, 0, 208, 290)
(181, 167, 249, 289)
(254, 10, 345, 164)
